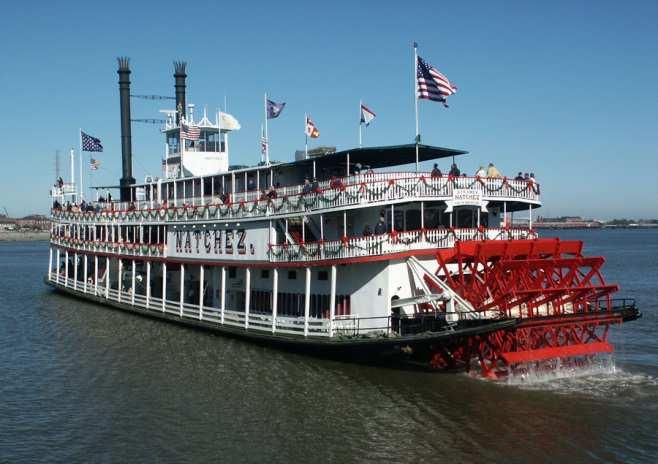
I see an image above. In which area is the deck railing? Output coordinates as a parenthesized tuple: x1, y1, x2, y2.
(50, 237, 165, 258)
(51, 173, 540, 224)
(268, 227, 538, 263)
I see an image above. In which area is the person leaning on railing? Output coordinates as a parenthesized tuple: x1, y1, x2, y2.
(431, 164, 442, 178)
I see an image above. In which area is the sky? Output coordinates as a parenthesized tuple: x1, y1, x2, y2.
(1, 0, 657, 219)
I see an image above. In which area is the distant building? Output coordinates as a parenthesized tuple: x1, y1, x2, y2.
(16, 215, 50, 230)
(535, 216, 603, 229)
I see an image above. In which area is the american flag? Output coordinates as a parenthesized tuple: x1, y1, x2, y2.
(81, 131, 103, 152)
(90, 158, 100, 170)
(260, 135, 268, 155)
(416, 56, 457, 107)
(180, 122, 200, 140)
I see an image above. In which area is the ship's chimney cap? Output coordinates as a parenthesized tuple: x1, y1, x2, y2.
(173, 61, 187, 76)
(117, 56, 131, 72)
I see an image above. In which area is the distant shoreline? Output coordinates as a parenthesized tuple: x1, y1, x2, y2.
(0, 231, 50, 242)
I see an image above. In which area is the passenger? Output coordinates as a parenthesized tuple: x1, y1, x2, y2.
(475, 166, 487, 178)
(302, 178, 312, 194)
(486, 162, 502, 178)
(52, 200, 62, 210)
(374, 216, 387, 235)
(353, 163, 363, 175)
(311, 178, 319, 192)
(127, 202, 136, 211)
(449, 163, 460, 177)
(107, 192, 112, 203)
(266, 186, 277, 199)
(523, 172, 530, 180)
(363, 224, 373, 236)
(57, 177, 64, 188)
(259, 189, 269, 201)
(431, 164, 442, 178)
(514, 172, 524, 181)
(529, 172, 536, 183)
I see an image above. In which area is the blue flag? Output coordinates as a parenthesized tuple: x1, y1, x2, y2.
(266, 99, 286, 119)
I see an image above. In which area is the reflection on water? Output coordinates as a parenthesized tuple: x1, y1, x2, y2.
(1, 236, 657, 463)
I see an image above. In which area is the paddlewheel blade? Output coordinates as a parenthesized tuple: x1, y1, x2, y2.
(429, 238, 625, 378)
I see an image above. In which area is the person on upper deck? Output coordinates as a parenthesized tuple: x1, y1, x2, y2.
(431, 164, 442, 178)
(266, 185, 277, 199)
(374, 215, 387, 235)
(486, 162, 502, 178)
(449, 163, 460, 177)
(311, 178, 319, 192)
(523, 172, 530, 180)
(475, 166, 487, 178)
(514, 172, 524, 181)
(363, 224, 373, 236)
(302, 178, 312, 194)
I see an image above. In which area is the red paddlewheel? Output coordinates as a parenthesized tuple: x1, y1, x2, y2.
(433, 238, 618, 318)
(471, 314, 621, 378)
(426, 238, 624, 377)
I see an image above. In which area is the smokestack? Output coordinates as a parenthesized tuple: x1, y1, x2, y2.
(117, 57, 135, 201)
(174, 61, 187, 124)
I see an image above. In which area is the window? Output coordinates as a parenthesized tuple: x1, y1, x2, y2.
(318, 271, 328, 281)
(228, 267, 237, 279)
(261, 269, 270, 279)
(288, 270, 297, 280)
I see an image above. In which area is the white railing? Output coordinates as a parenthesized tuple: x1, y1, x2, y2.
(49, 237, 166, 258)
(51, 173, 540, 225)
(268, 227, 538, 263)
(48, 274, 336, 338)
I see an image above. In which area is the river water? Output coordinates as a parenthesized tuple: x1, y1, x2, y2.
(1, 230, 657, 463)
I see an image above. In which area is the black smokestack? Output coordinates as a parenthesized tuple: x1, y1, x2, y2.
(117, 57, 135, 201)
(174, 61, 187, 124)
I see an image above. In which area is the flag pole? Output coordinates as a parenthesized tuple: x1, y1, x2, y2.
(263, 93, 269, 165)
(358, 99, 362, 148)
(78, 128, 84, 200)
(304, 113, 308, 159)
(413, 42, 420, 173)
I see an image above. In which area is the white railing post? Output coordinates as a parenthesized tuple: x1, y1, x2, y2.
(329, 265, 336, 337)
(48, 248, 53, 280)
(146, 260, 151, 309)
(244, 268, 251, 329)
(162, 262, 167, 312)
(220, 266, 226, 324)
(94, 255, 98, 295)
(73, 253, 78, 289)
(131, 260, 136, 305)
(271, 268, 278, 333)
(83, 254, 88, 293)
(118, 259, 123, 302)
(179, 264, 185, 317)
(304, 267, 311, 337)
(56, 249, 61, 281)
(199, 264, 204, 320)
(105, 257, 110, 299)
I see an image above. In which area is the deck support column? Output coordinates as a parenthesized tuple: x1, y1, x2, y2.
(329, 265, 336, 337)
(94, 255, 99, 295)
(179, 264, 185, 317)
(146, 260, 151, 309)
(271, 268, 278, 333)
(244, 268, 251, 329)
(199, 264, 204, 320)
(304, 267, 311, 337)
(220, 266, 226, 324)
(503, 201, 507, 227)
(73, 253, 78, 290)
(529, 204, 533, 229)
(162, 262, 167, 312)
(118, 259, 123, 302)
(48, 248, 53, 280)
(105, 257, 110, 299)
(83, 254, 88, 293)
(64, 251, 69, 287)
(131, 259, 136, 305)
(56, 249, 61, 281)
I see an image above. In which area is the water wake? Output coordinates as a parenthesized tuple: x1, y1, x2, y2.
(500, 355, 658, 399)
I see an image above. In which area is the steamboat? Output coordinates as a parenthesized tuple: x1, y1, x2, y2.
(46, 58, 640, 378)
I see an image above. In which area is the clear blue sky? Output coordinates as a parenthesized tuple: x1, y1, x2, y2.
(1, 0, 657, 219)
